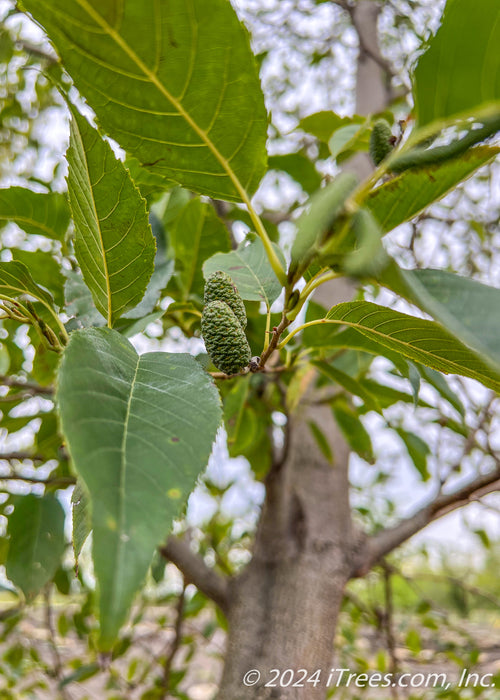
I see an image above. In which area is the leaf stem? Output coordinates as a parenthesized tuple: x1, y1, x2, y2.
(287, 269, 340, 321)
(278, 318, 333, 349)
(243, 199, 287, 286)
(263, 307, 272, 350)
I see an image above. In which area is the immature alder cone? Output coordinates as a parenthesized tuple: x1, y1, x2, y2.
(201, 300, 251, 374)
(369, 119, 394, 166)
(204, 270, 247, 329)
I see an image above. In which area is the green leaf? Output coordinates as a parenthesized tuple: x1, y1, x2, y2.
(0, 341, 9, 374)
(227, 403, 259, 458)
(222, 376, 250, 451)
(0, 260, 56, 310)
(170, 198, 230, 301)
(123, 212, 174, 318)
(302, 304, 412, 375)
(307, 420, 333, 463)
(6, 493, 66, 599)
(11, 249, 65, 307)
(406, 628, 421, 655)
(332, 398, 374, 464)
(312, 360, 381, 412)
(119, 311, 165, 338)
(380, 261, 500, 373)
(358, 379, 433, 411)
(0, 187, 70, 240)
(413, 0, 500, 127)
(268, 153, 322, 195)
(366, 146, 499, 234)
(123, 261, 173, 321)
(328, 123, 366, 160)
(32, 344, 60, 386)
(71, 480, 91, 566)
(57, 327, 221, 649)
(66, 106, 155, 327)
(290, 173, 358, 265)
(298, 111, 364, 143)
(23, 0, 268, 202)
(64, 271, 106, 328)
(417, 365, 465, 418)
(300, 301, 500, 392)
(203, 236, 284, 308)
(395, 427, 431, 480)
(343, 208, 386, 277)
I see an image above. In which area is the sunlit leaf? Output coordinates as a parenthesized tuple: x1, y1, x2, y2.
(66, 106, 155, 327)
(290, 173, 358, 265)
(0, 187, 70, 241)
(11, 249, 65, 307)
(366, 146, 499, 233)
(203, 236, 284, 307)
(298, 301, 500, 392)
(268, 153, 322, 194)
(413, 0, 500, 126)
(298, 111, 364, 143)
(22, 0, 268, 201)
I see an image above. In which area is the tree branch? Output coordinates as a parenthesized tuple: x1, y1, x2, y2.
(351, 466, 500, 577)
(159, 536, 229, 613)
(332, 0, 396, 78)
(0, 452, 46, 463)
(0, 375, 54, 396)
(0, 470, 75, 487)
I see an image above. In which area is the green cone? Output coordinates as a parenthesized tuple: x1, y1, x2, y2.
(201, 300, 251, 375)
(369, 119, 394, 166)
(204, 271, 247, 329)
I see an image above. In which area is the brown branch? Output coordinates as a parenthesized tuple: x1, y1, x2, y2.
(0, 375, 54, 396)
(0, 471, 75, 487)
(351, 466, 500, 577)
(44, 588, 72, 700)
(381, 561, 399, 700)
(209, 365, 290, 380)
(333, 0, 395, 78)
(259, 313, 291, 369)
(0, 452, 46, 462)
(159, 536, 229, 613)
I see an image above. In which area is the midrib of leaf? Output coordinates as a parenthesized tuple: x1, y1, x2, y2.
(72, 114, 113, 327)
(76, 0, 251, 210)
(109, 353, 140, 622)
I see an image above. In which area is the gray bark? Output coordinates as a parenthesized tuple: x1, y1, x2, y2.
(218, 3, 390, 697)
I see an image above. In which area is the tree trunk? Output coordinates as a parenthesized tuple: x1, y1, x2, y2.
(218, 3, 390, 697)
(219, 406, 353, 699)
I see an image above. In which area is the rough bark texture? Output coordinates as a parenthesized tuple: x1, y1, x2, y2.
(218, 3, 390, 698)
(219, 407, 353, 699)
